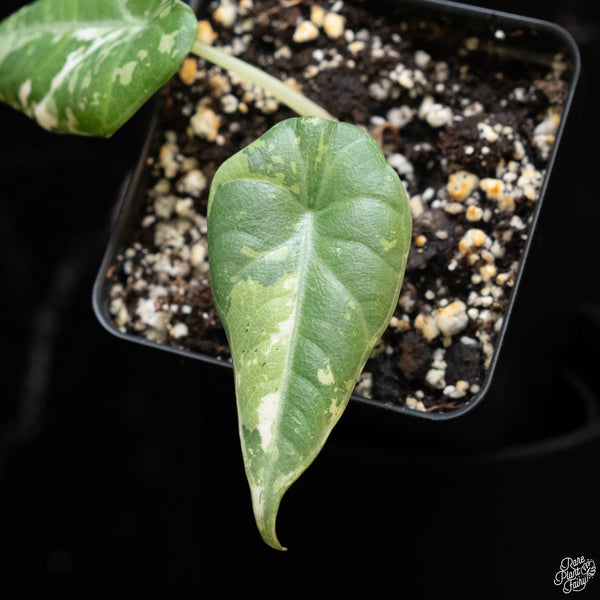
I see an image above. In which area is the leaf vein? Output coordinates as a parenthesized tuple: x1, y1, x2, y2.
(327, 236, 399, 273)
(318, 195, 405, 218)
(310, 254, 371, 338)
(218, 177, 305, 210)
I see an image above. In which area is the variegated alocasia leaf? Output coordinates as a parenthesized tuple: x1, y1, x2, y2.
(0, 0, 197, 137)
(208, 117, 412, 550)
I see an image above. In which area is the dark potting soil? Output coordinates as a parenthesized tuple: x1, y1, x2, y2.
(104, 0, 572, 413)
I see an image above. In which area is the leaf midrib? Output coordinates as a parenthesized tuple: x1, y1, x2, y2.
(266, 211, 314, 468)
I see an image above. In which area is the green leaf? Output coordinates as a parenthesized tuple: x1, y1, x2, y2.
(208, 117, 412, 550)
(0, 0, 198, 137)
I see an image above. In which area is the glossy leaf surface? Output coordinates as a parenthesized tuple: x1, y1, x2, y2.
(0, 0, 197, 136)
(208, 117, 412, 549)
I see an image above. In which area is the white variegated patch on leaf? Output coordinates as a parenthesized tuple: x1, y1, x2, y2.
(208, 117, 412, 550)
(0, 0, 198, 136)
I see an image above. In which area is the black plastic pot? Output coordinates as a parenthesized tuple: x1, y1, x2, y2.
(93, 0, 586, 452)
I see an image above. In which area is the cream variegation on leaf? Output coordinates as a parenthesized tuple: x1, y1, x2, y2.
(208, 117, 412, 549)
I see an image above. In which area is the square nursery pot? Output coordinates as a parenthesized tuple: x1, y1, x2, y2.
(93, 0, 584, 452)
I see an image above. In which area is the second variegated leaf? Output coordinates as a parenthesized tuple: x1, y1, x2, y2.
(0, 0, 198, 136)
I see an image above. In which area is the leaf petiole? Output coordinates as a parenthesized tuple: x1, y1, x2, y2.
(191, 40, 336, 121)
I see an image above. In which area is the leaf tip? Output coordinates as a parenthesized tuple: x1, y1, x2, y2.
(255, 509, 287, 551)
(251, 483, 289, 551)
(262, 528, 287, 551)
(266, 538, 288, 552)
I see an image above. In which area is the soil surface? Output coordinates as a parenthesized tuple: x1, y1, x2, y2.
(104, 0, 573, 413)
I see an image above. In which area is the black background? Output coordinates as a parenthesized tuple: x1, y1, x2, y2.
(1, 0, 599, 597)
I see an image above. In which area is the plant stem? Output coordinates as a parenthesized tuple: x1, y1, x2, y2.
(191, 41, 336, 121)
